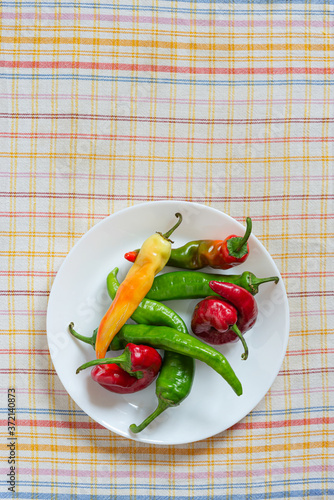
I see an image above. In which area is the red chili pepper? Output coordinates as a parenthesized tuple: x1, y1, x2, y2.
(124, 217, 252, 270)
(76, 343, 162, 394)
(191, 282, 258, 360)
(209, 281, 258, 333)
(214, 217, 252, 269)
(191, 297, 249, 360)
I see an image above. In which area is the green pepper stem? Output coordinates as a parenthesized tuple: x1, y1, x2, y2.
(231, 324, 249, 360)
(129, 400, 170, 433)
(76, 354, 128, 374)
(161, 212, 183, 241)
(235, 217, 252, 252)
(68, 322, 94, 346)
(254, 275, 279, 286)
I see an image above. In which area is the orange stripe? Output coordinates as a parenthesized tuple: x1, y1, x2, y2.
(1, 36, 333, 52)
(0, 439, 331, 455)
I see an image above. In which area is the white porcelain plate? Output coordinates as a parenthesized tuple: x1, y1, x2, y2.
(47, 201, 289, 445)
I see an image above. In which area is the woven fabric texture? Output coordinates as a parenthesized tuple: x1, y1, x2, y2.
(0, 0, 333, 498)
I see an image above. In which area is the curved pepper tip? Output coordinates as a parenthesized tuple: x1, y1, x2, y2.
(95, 326, 109, 359)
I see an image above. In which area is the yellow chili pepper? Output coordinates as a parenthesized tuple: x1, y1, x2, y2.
(95, 213, 182, 359)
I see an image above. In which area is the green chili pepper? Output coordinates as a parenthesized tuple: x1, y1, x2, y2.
(107, 267, 195, 429)
(145, 270, 279, 301)
(129, 352, 194, 433)
(69, 323, 242, 396)
(111, 324, 241, 395)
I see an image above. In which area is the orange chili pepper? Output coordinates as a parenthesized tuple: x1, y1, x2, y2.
(95, 213, 182, 359)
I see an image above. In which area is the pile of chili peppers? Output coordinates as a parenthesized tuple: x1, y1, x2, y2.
(69, 214, 280, 434)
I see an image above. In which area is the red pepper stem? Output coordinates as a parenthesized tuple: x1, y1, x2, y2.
(129, 400, 170, 433)
(69, 322, 94, 347)
(235, 217, 252, 252)
(231, 324, 249, 360)
(160, 212, 182, 241)
(76, 354, 130, 375)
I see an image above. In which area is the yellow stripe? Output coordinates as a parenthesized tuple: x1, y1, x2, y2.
(1, 36, 333, 51)
(1, 152, 332, 163)
(1, 440, 331, 456)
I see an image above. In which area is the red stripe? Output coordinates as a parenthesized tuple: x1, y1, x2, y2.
(0, 112, 332, 125)
(279, 367, 334, 376)
(288, 291, 334, 298)
(1, 192, 332, 202)
(233, 416, 334, 430)
(4, 290, 49, 296)
(286, 348, 334, 356)
(0, 211, 332, 222)
(0, 416, 332, 431)
(0, 60, 333, 75)
(281, 272, 334, 277)
(0, 369, 55, 375)
(4, 290, 50, 296)
(0, 418, 103, 430)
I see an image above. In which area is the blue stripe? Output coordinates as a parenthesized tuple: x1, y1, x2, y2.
(167, 0, 331, 3)
(251, 405, 334, 416)
(1, 490, 333, 499)
(0, 405, 332, 416)
(164, 0, 331, 3)
(0, 74, 332, 87)
(0, 407, 86, 416)
(0, 477, 332, 490)
(0, 1, 333, 11)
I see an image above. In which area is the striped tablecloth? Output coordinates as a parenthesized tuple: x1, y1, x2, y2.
(1, 0, 333, 498)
